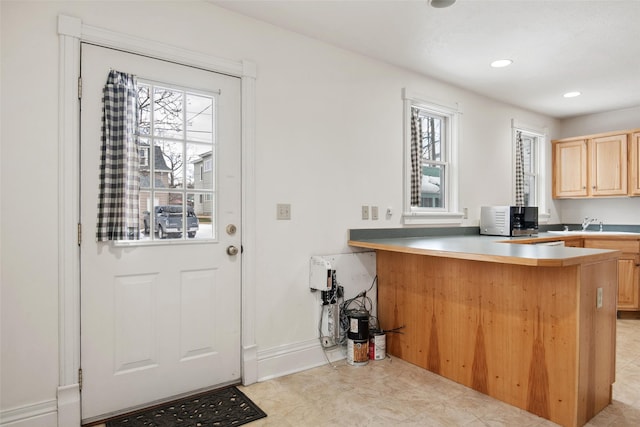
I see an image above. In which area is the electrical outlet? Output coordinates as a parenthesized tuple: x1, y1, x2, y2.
(371, 206, 379, 220)
(277, 203, 291, 220)
(361, 205, 369, 220)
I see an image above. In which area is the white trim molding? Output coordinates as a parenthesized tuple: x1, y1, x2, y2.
(241, 58, 258, 385)
(511, 119, 550, 223)
(402, 88, 464, 225)
(57, 14, 257, 424)
(56, 385, 80, 427)
(0, 399, 57, 427)
(257, 339, 345, 382)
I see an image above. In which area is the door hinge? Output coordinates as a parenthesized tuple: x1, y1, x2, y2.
(77, 223, 82, 246)
(78, 77, 82, 99)
(78, 368, 83, 391)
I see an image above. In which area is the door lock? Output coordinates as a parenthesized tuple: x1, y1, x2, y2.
(226, 245, 239, 256)
(226, 224, 237, 235)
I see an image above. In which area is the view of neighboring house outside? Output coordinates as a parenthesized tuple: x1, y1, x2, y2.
(139, 142, 172, 225)
(192, 150, 214, 218)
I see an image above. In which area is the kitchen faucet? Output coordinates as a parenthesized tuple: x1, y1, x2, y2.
(581, 217, 597, 231)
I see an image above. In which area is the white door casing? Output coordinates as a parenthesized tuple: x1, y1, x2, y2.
(56, 15, 257, 426)
(80, 44, 241, 421)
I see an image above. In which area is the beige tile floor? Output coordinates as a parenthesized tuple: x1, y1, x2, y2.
(93, 319, 640, 427)
(240, 319, 640, 427)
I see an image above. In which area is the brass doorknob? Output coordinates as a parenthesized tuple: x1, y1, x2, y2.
(227, 245, 239, 256)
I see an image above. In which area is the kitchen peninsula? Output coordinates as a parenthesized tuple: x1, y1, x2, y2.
(349, 230, 620, 427)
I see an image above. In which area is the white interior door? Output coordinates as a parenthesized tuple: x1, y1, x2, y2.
(80, 43, 242, 422)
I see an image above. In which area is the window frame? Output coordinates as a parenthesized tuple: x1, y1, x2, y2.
(511, 119, 549, 223)
(403, 88, 463, 225)
(121, 78, 219, 245)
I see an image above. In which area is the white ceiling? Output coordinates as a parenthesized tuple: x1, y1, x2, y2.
(211, 0, 640, 119)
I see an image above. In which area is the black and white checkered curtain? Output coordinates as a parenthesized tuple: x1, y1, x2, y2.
(96, 70, 140, 241)
(410, 107, 423, 206)
(515, 131, 525, 206)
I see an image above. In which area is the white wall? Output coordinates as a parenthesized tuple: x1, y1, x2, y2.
(1, 1, 561, 424)
(559, 106, 640, 138)
(1, 2, 61, 424)
(555, 106, 640, 225)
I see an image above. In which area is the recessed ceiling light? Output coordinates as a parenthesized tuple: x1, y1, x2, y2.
(430, 0, 456, 8)
(490, 59, 513, 68)
(563, 91, 582, 98)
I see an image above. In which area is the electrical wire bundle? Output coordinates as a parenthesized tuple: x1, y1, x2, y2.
(337, 275, 377, 346)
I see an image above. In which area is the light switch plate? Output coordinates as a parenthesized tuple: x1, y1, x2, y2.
(361, 205, 369, 220)
(371, 206, 379, 220)
(277, 203, 291, 220)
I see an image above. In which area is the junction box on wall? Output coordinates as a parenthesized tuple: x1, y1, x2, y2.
(310, 256, 341, 347)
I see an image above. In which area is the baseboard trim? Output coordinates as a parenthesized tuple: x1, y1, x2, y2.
(57, 384, 80, 427)
(256, 338, 346, 382)
(242, 344, 258, 386)
(0, 399, 57, 427)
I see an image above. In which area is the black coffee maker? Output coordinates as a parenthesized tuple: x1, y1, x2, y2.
(510, 206, 538, 236)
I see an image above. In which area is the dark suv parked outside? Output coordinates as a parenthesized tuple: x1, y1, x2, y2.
(143, 205, 199, 238)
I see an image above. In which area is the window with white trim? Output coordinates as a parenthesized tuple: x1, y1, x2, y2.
(403, 89, 462, 225)
(512, 120, 548, 220)
(137, 79, 217, 241)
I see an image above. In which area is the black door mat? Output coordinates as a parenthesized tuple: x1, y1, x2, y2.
(105, 386, 267, 427)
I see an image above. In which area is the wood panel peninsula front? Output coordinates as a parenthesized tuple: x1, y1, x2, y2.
(348, 232, 620, 427)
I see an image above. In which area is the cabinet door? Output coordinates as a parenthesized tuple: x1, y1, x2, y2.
(618, 256, 640, 310)
(590, 133, 628, 196)
(629, 132, 640, 195)
(583, 239, 640, 311)
(553, 140, 588, 198)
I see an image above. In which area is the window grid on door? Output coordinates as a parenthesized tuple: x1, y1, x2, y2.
(137, 79, 218, 241)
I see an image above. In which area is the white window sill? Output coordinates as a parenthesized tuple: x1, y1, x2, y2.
(403, 211, 465, 226)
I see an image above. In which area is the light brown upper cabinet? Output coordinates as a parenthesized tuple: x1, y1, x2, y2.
(553, 129, 638, 198)
(553, 138, 588, 197)
(590, 133, 627, 196)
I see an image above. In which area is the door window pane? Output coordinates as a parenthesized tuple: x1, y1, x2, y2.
(186, 94, 214, 143)
(135, 80, 217, 242)
(153, 86, 184, 140)
(187, 144, 214, 190)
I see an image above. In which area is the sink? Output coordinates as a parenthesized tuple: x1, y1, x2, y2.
(547, 230, 640, 235)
